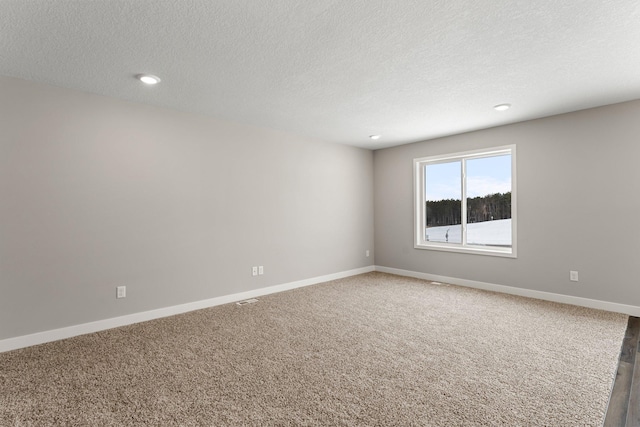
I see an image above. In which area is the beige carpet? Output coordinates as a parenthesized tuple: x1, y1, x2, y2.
(0, 272, 628, 426)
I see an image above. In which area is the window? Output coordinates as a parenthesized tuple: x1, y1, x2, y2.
(414, 145, 516, 257)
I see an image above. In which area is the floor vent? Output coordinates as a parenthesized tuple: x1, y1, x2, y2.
(236, 298, 259, 306)
(430, 281, 449, 286)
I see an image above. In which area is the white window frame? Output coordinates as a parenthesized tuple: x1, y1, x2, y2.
(413, 145, 517, 258)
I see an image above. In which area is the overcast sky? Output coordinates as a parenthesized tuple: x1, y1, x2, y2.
(425, 155, 511, 201)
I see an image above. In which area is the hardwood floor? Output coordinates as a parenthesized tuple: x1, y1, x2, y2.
(605, 316, 640, 427)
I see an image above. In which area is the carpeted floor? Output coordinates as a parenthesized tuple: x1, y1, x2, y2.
(0, 272, 628, 426)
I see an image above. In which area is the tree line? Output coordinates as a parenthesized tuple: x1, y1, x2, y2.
(426, 192, 511, 227)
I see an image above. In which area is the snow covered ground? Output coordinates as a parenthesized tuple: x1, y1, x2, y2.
(426, 219, 511, 246)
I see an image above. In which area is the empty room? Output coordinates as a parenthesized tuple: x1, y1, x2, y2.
(1, 1, 639, 426)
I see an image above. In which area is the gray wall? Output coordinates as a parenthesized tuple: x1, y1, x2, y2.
(0, 77, 374, 340)
(374, 100, 640, 306)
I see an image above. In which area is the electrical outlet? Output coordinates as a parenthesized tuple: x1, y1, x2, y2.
(258, 266, 264, 275)
(570, 271, 579, 282)
(252, 266, 258, 276)
(366, 250, 370, 257)
(116, 286, 126, 299)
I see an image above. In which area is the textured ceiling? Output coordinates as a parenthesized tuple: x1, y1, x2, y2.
(1, 0, 639, 149)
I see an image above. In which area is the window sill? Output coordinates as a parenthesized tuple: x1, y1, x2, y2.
(414, 242, 516, 258)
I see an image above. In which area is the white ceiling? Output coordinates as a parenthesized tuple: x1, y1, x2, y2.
(1, 1, 639, 149)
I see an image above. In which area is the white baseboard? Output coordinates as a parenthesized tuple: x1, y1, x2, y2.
(375, 265, 640, 317)
(0, 266, 375, 353)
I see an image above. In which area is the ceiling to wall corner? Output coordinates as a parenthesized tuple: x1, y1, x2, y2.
(1, 0, 639, 149)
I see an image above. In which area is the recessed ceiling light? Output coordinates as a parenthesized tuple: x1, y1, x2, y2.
(369, 135, 381, 140)
(136, 74, 161, 85)
(494, 103, 511, 111)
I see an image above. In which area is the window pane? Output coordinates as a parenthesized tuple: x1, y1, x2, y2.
(425, 161, 462, 244)
(466, 155, 511, 247)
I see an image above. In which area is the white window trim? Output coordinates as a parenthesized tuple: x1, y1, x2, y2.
(413, 145, 517, 258)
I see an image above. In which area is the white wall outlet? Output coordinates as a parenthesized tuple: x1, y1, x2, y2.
(116, 286, 126, 299)
(366, 250, 370, 257)
(570, 271, 579, 282)
(252, 266, 258, 276)
(258, 266, 264, 275)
